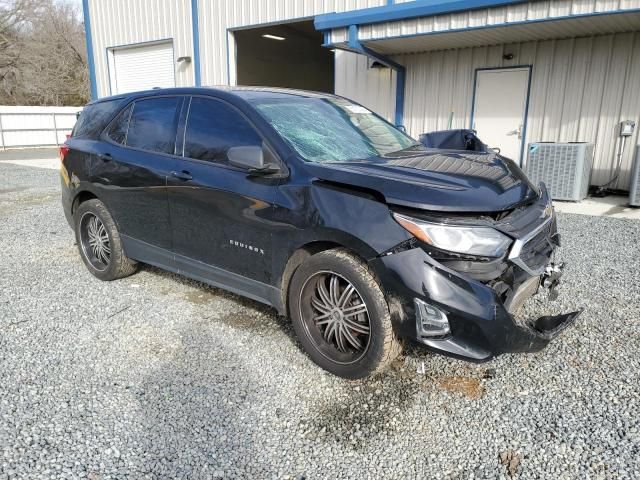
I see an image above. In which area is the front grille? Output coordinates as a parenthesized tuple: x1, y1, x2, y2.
(517, 218, 557, 273)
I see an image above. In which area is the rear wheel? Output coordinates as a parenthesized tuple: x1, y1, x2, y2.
(289, 249, 401, 379)
(74, 199, 137, 281)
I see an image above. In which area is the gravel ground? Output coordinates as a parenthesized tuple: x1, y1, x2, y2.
(1, 162, 639, 479)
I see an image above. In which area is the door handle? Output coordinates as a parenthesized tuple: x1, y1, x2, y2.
(98, 152, 112, 162)
(507, 125, 524, 139)
(171, 170, 193, 181)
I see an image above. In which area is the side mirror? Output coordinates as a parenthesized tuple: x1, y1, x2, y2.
(227, 145, 279, 174)
(228, 145, 264, 169)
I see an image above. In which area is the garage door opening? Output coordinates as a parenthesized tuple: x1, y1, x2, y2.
(234, 20, 334, 93)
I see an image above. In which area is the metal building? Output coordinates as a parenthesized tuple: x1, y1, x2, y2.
(83, 0, 640, 190)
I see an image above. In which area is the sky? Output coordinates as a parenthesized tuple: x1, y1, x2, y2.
(59, 0, 84, 20)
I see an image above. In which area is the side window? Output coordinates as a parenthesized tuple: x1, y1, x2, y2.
(126, 97, 181, 154)
(105, 104, 132, 145)
(184, 97, 262, 163)
(72, 99, 125, 139)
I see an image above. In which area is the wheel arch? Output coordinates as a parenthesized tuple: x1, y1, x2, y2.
(71, 190, 98, 216)
(278, 237, 377, 318)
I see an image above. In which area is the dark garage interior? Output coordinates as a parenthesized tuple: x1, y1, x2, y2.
(234, 20, 334, 93)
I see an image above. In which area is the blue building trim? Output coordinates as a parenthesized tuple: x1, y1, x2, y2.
(315, 0, 527, 30)
(347, 25, 405, 127)
(322, 30, 331, 47)
(326, 8, 640, 46)
(81, 0, 98, 99)
(191, 0, 201, 86)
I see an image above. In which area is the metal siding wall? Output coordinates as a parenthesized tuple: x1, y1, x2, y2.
(334, 51, 396, 122)
(398, 32, 640, 189)
(196, 0, 387, 87)
(360, 0, 640, 40)
(331, 28, 349, 43)
(87, 0, 394, 122)
(88, 0, 193, 97)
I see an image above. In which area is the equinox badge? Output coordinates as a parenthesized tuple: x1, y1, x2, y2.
(229, 239, 265, 255)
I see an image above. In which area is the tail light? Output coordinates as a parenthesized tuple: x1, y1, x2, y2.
(59, 134, 71, 162)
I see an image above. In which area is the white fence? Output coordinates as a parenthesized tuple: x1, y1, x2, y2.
(0, 106, 82, 149)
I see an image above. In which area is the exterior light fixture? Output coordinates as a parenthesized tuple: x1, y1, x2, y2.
(414, 299, 450, 337)
(262, 34, 285, 41)
(177, 56, 192, 63)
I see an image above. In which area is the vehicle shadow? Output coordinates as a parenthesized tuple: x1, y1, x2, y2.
(138, 263, 298, 344)
(126, 265, 491, 476)
(136, 262, 476, 374)
(128, 322, 263, 479)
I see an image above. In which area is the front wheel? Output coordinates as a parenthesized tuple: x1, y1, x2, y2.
(288, 249, 401, 379)
(74, 199, 137, 281)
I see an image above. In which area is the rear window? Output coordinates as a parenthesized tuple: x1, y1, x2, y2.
(72, 99, 125, 139)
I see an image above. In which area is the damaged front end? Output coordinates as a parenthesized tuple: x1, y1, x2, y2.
(372, 183, 582, 362)
(503, 261, 582, 345)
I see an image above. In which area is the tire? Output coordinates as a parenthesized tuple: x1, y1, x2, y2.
(74, 199, 137, 281)
(288, 248, 402, 379)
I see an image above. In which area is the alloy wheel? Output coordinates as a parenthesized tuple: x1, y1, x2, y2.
(79, 212, 111, 271)
(299, 271, 371, 364)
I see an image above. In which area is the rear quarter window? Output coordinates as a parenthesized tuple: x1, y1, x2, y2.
(72, 99, 126, 139)
(105, 104, 133, 145)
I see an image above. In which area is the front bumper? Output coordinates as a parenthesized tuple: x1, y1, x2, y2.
(371, 243, 581, 363)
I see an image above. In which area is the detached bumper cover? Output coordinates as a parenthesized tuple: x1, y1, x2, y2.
(371, 247, 582, 362)
(530, 310, 582, 339)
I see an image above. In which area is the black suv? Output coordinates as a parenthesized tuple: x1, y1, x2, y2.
(61, 87, 580, 379)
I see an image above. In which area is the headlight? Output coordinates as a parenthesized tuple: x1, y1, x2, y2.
(393, 213, 512, 257)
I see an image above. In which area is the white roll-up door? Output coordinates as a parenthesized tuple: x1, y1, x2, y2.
(109, 41, 175, 95)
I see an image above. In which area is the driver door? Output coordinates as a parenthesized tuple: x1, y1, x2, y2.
(167, 96, 279, 285)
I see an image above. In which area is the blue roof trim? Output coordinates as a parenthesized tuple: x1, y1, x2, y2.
(322, 30, 330, 47)
(82, 0, 97, 99)
(314, 0, 527, 30)
(325, 8, 640, 46)
(191, 0, 201, 86)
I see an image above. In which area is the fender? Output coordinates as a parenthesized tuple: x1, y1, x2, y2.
(270, 180, 412, 287)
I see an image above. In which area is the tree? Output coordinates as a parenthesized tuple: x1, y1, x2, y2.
(0, 0, 89, 106)
(0, 0, 33, 95)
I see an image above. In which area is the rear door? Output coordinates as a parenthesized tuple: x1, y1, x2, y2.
(167, 96, 278, 285)
(94, 96, 184, 251)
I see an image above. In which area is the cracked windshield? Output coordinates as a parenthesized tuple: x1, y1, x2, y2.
(252, 97, 418, 162)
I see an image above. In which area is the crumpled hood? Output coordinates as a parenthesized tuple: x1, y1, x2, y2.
(306, 150, 539, 212)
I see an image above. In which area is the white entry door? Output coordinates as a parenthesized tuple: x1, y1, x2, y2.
(109, 41, 175, 95)
(472, 68, 530, 164)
